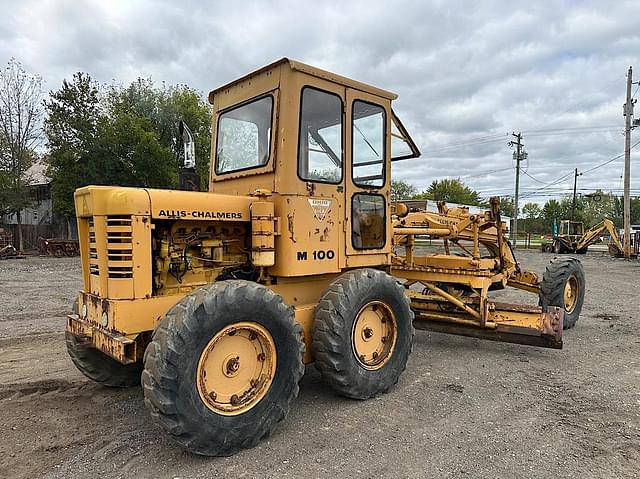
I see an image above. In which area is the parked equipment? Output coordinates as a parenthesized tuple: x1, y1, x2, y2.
(38, 238, 80, 257)
(66, 59, 585, 456)
(541, 219, 624, 256)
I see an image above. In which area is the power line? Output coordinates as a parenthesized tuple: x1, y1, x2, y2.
(427, 166, 515, 185)
(520, 125, 619, 134)
(520, 171, 574, 199)
(428, 136, 508, 154)
(581, 139, 640, 175)
(521, 170, 549, 184)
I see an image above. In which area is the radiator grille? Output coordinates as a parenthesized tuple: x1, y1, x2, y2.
(106, 215, 133, 278)
(88, 218, 99, 275)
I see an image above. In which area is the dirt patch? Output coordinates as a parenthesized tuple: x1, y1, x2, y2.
(1, 252, 639, 478)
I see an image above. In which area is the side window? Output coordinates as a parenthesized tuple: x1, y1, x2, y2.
(352, 101, 385, 187)
(352, 193, 386, 249)
(298, 87, 343, 184)
(216, 95, 273, 175)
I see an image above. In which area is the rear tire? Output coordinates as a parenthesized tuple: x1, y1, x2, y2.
(142, 280, 305, 456)
(312, 268, 414, 400)
(66, 331, 142, 387)
(539, 258, 585, 329)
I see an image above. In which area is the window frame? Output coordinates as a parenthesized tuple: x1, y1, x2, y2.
(351, 99, 387, 189)
(351, 192, 387, 250)
(297, 85, 345, 185)
(390, 110, 421, 161)
(214, 93, 275, 176)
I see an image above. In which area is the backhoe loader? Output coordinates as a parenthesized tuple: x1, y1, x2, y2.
(65, 59, 585, 456)
(541, 218, 624, 256)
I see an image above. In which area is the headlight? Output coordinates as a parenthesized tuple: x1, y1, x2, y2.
(101, 312, 109, 328)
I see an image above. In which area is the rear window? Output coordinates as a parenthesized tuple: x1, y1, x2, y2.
(215, 95, 274, 175)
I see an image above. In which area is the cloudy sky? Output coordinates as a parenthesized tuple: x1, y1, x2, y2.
(2, 0, 638, 203)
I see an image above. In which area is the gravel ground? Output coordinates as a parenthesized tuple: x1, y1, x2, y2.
(0, 251, 639, 479)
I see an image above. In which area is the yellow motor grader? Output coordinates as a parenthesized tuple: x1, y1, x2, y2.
(66, 59, 585, 456)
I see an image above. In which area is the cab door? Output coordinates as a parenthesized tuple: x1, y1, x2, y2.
(345, 89, 392, 267)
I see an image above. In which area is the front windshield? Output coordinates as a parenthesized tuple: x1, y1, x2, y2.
(298, 87, 343, 183)
(215, 95, 273, 175)
(353, 101, 385, 187)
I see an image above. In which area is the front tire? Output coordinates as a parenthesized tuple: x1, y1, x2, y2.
(539, 258, 586, 329)
(142, 280, 305, 456)
(312, 269, 414, 400)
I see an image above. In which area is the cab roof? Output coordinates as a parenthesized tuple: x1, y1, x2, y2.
(208, 58, 398, 104)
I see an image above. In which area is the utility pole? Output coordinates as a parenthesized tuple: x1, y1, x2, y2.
(509, 133, 524, 247)
(571, 168, 582, 220)
(623, 66, 635, 258)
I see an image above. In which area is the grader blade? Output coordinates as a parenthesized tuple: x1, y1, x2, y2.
(409, 291, 563, 349)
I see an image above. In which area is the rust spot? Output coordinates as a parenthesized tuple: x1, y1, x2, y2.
(287, 211, 296, 243)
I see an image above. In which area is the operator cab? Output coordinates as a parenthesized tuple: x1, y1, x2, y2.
(559, 220, 584, 238)
(207, 58, 419, 276)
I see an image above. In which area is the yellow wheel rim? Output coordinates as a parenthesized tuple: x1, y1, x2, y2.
(351, 301, 397, 370)
(197, 322, 276, 416)
(563, 274, 579, 313)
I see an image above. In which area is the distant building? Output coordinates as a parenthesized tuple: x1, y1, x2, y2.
(1, 162, 74, 249)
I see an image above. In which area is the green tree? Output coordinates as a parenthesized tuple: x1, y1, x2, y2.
(630, 197, 640, 225)
(499, 196, 515, 217)
(541, 199, 563, 233)
(580, 190, 616, 227)
(106, 79, 211, 187)
(391, 179, 417, 201)
(0, 59, 43, 251)
(44, 72, 101, 234)
(415, 178, 485, 206)
(522, 202, 542, 233)
(44, 75, 212, 222)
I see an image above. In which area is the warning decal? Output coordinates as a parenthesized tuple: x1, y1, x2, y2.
(308, 198, 331, 221)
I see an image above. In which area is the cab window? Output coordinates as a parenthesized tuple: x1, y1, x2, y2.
(215, 95, 273, 175)
(298, 87, 343, 184)
(352, 101, 385, 187)
(352, 193, 386, 249)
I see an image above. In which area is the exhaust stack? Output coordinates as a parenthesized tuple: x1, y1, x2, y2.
(178, 121, 200, 191)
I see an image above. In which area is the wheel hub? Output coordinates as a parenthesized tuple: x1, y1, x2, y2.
(563, 274, 579, 313)
(197, 322, 276, 416)
(223, 355, 241, 377)
(351, 301, 397, 370)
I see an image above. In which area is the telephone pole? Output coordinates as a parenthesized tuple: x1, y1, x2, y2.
(571, 168, 582, 220)
(623, 66, 635, 259)
(509, 133, 525, 246)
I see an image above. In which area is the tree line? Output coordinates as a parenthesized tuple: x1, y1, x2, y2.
(392, 178, 640, 234)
